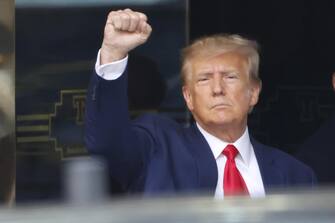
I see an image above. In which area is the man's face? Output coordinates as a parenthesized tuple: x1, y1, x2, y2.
(182, 52, 261, 132)
(332, 72, 335, 91)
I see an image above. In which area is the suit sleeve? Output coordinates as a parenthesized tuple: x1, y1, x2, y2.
(85, 70, 153, 190)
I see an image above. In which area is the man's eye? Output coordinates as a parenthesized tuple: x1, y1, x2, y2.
(198, 77, 209, 82)
(227, 74, 238, 79)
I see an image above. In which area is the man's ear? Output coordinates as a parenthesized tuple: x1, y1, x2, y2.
(249, 81, 262, 107)
(332, 72, 335, 91)
(182, 85, 194, 111)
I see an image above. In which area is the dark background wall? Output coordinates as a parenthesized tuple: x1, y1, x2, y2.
(191, 0, 335, 154)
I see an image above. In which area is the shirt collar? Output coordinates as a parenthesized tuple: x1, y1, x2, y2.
(196, 123, 252, 166)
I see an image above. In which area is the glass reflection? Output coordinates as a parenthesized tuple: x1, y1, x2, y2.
(16, 0, 187, 202)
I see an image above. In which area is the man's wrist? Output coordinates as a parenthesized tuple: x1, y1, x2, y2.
(100, 44, 128, 64)
(95, 49, 128, 80)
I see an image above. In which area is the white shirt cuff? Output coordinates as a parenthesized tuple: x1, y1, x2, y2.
(95, 49, 128, 80)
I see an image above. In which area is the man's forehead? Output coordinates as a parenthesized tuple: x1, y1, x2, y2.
(191, 52, 248, 70)
(193, 50, 247, 62)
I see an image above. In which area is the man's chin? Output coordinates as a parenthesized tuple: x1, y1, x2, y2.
(209, 119, 231, 127)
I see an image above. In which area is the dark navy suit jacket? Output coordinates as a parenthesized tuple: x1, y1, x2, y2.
(85, 71, 317, 195)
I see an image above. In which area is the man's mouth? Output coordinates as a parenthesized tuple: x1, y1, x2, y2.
(211, 103, 231, 109)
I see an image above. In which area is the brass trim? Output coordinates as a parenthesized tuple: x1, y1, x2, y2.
(17, 125, 49, 132)
(17, 136, 50, 143)
(17, 114, 49, 121)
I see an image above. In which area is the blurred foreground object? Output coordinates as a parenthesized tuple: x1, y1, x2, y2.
(2, 189, 335, 222)
(0, 22, 14, 139)
(0, 0, 15, 206)
(64, 157, 108, 204)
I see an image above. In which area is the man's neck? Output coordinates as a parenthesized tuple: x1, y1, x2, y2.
(196, 122, 247, 143)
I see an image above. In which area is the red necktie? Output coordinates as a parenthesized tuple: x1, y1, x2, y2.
(223, 144, 249, 196)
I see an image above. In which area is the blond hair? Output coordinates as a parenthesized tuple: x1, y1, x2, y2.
(181, 34, 261, 85)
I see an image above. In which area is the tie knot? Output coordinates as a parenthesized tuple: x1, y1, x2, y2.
(223, 144, 239, 160)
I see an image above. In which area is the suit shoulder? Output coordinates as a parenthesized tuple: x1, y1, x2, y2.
(132, 113, 183, 132)
(254, 140, 317, 184)
(264, 144, 313, 171)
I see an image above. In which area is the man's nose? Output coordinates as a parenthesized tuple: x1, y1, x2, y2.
(212, 74, 225, 95)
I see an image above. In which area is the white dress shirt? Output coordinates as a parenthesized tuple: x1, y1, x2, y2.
(196, 123, 265, 198)
(95, 50, 265, 198)
(95, 49, 128, 80)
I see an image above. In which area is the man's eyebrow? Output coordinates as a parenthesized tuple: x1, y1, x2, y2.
(196, 69, 213, 75)
(196, 72, 212, 78)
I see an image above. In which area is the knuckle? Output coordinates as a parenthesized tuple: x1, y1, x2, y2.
(138, 13, 147, 21)
(108, 11, 116, 19)
(130, 14, 139, 22)
(120, 13, 129, 21)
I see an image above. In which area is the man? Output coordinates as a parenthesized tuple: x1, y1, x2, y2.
(296, 72, 335, 183)
(85, 9, 316, 198)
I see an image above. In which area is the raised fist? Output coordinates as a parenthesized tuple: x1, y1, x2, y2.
(100, 8, 152, 64)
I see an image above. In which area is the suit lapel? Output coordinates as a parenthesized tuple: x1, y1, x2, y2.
(184, 127, 287, 194)
(251, 138, 286, 192)
(184, 124, 218, 194)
